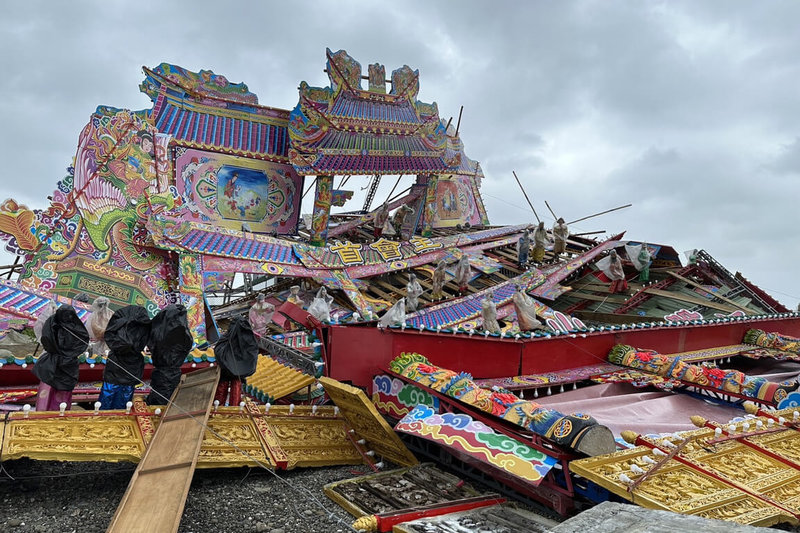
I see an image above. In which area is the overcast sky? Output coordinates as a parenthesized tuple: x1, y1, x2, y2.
(1, 1, 798, 308)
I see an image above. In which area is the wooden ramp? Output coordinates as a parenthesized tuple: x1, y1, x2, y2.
(107, 366, 220, 533)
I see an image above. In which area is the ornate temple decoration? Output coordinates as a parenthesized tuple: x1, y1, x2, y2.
(608, 344, 799, 406)
(745, 328, 800, 355)
(288, 49, 453, 176)
(324, 464, 480, 519)
(389, 353, 614, 455)
(320, 376, 419, 467)
(0, 399, 362, 470)
(570, 406, 800, 527)
(423, 132, 490, 230)
(0, 279, 91, 328)
(395, 404, 559, 486)
(244, 354, 316, 404)
(392, 504, 555, 532)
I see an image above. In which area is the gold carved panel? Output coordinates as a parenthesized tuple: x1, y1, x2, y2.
(570, 444, 794, 527)
(1, 402, 364, 472)
(1, 413, 145, 463)
(266, 416, 362, 468)
(320, 377, 418, 467)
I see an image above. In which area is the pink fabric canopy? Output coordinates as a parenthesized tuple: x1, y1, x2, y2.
(535, 382, 744, 436)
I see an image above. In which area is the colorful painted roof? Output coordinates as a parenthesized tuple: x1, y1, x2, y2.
(0, 280, 91, 326)
(142, 64, 291, 161)
(288, 49, 454, 175)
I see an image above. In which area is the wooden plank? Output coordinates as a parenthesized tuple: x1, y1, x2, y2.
(643, 287, 739, 313)
(667, 271, 754, 314)
(107, 366, 220, 533)
(376, 279, 405, 298)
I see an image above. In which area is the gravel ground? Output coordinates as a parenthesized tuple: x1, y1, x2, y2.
(6, 460, 792, 532)
(0, 460, 372, 533)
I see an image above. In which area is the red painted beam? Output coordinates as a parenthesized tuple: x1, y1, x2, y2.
(0, 361, 212, 388)
(372, 495, 506, 531)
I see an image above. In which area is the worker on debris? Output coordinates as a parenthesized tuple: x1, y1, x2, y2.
(98, 306, 152, 410)
(405, 273, 424, 312)
(308, 286, 334, 322)
(248, 294, 275, 337)
(552, 218, 569, 256)
(431, 260, 447, 300)
(33, 305, 90, 411)
(454, 255, 471, 294)
(517, 230, 530, 267)
(213, 316, 259, 406)
(532, 221, 548, 263)
(597, 250, 628, 294)
(87, 296, 114, 356)
(145, 305, 193, 405)
(373, 202, 390, 238)
(512, 285, 546, 331)
(481, 291, 501, 334)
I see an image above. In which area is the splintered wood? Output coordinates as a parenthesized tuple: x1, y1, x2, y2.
(106, 366, 220, 533)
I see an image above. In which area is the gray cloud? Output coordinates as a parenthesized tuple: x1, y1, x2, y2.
(0, 0, 798, 307)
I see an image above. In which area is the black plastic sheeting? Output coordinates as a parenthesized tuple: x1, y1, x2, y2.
(102, 306, 152, 386)
(145, 305, 193, 405)
(214, 316, 258, 380)
(32, 305, 90, 391)
(149, 304, 193, 368)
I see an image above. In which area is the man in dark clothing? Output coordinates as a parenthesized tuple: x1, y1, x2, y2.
(98, 306, 152, 410)
(146, 305, 193, 405)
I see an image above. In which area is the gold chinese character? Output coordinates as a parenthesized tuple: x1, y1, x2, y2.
(368, 238, 403, 261)
(409, 236, 443, 253)
(329, 240, 364, 265)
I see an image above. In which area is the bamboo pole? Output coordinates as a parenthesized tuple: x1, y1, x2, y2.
(511, 171, 540, 223)
(385, 175, 403, 201)
(567, 204, 631, 225)
(545, 200, 558, 220)
(386, 186, 412, 205)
